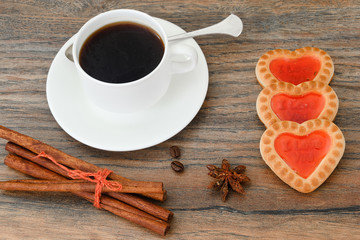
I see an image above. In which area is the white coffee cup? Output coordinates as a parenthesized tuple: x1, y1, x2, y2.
(72, 9, 198, 113)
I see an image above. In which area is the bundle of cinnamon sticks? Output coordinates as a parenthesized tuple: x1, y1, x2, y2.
(0, 125, 173, 236)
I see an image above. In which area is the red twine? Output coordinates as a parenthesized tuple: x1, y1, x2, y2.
(33, 152, 122, 208)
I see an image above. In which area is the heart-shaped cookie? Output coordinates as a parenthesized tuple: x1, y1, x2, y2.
(255, 47, 334, 87)
(257, 81, 338, 127)
(260, 119, 345, 193)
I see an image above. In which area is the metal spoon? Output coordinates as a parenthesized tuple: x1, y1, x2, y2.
(65, 14, 243, 61)
(168, 14, 242, 41)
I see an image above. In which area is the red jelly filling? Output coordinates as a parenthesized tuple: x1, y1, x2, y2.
(269, 56, 321, 85)
(271, 92, 325, 124)
(274, 130, 331, 179)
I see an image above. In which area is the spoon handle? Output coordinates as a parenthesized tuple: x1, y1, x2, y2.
(168, 14, 243, 41)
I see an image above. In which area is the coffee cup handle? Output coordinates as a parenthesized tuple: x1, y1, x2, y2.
(169, 43, 198, 74)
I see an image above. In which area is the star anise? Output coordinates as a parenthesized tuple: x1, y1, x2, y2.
(207, 159, 250, 202)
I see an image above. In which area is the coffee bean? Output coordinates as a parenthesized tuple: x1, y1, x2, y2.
(171, 160, 184, 172)
(169, 146, 181, 158)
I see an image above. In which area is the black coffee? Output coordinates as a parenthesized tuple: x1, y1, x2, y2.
(79, 22, 164, 84)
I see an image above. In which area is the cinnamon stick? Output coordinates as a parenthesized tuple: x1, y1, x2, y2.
(5, 142, 173, 222)
(100, 204, 169, 236)
(5, 153, 64, 180)
(0, 179, 162, 194)
(0, 125, 166, 201)
(4, 154, 170, 236)
(3, 154, 159, 220)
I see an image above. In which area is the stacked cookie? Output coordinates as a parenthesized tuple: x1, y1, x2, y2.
(255, 47, 345, 193)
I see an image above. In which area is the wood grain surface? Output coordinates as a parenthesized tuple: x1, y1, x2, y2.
(0, 0, 359, 239)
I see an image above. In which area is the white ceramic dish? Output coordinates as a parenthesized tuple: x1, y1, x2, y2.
(46, 18, 209, 151)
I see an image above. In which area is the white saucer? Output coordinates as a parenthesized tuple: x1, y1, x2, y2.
(46, 18, 209, 151)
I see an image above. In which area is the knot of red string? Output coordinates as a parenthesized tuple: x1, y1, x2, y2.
(33, 152, 122, 208)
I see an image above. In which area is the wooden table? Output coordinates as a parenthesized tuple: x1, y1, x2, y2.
(0, 1, 359, 239)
